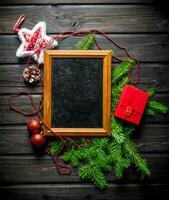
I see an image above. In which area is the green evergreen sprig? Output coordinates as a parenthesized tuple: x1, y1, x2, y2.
(76, 33, 95, 50)
(112, 59, 135, 85)
(49, 34, 168, 189)
(146, 101, 168, 115)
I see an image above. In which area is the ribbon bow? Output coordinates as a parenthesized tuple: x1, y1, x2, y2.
(124, 93, 139, 118)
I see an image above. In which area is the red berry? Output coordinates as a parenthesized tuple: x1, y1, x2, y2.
(27, 118, 41, 134)
(31, 133, 46, 148)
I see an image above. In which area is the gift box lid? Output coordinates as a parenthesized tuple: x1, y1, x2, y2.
(114, 84, 149, 124)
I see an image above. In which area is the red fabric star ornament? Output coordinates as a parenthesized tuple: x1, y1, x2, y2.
(16, 21, 57, 64)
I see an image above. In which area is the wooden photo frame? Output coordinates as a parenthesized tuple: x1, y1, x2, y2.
(43, 50, 112, 136)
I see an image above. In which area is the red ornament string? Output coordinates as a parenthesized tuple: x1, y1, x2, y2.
(8, 89, 90, 175)
(10, 16, 141, 175)
(32, 30, 140, 84)
(13, 15, 140, 84)
(8, 91, 41, 116)
(51, 155, 71, 175)
(13, 15, 25, 33)
(8, 90, 72, 174)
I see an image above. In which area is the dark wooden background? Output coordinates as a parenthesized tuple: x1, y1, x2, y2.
(0, 0, 169, 199)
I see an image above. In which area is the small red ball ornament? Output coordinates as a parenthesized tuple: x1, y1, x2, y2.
(27, 118, 41, 134)
(31, 133, 46, 148)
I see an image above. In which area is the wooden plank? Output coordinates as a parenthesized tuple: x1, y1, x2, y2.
(0, 95, 40, 125)
(133, 124, 169, 152)
(0, 124, 169, 154)
(0, 64, 42, 94)
(0, 63, 169, 94)
(0, 5, 169, 34)
(0, 184, 168, 200)
(0, 2, 168, 200)
(0, 154, 169, 184)
(0, 157, 168, 186)
(0, 0, 153, 5)
(0, 94, 168, 125)
(0, 34, 169, 64)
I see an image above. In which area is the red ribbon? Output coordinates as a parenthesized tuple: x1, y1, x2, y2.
(13, 15, 140, 84)
(13, 15, 25, 33)
(121, 93, 139, 118)
(126, 106, 133, 117)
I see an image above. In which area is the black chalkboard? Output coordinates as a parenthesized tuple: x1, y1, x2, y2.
(51, 58, 103, 128)
(43, 50, 111, 136)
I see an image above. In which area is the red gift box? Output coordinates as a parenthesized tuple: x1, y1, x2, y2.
(114, 84, 149, 125)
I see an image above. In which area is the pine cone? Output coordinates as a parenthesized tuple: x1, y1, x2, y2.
(23, 65, 41, 85)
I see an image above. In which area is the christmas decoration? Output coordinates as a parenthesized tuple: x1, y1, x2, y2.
(23, 65, 41, 85)
(9, 22, 168, 189)
(114, 84, 149, 125)
(48, 35, 167, 189)
(76, 33, 95, 50)
(27, 118, 41, 134)
(30, 133, 46, 147)
(49, 58, 167, 189)
(13, 16, 57, 64)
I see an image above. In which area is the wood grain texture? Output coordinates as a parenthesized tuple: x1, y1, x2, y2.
(0, 5, 169, 34)
(0, 63, 169, 94)
(0, 0, 153, 5)
(0, 1, 169, 199)
(0, 154, 169, 184)
(1, 94, 168, 124)
(0, 34, 169, 64)
(0, 184, 168, 200)
(0, 124, 169, 154)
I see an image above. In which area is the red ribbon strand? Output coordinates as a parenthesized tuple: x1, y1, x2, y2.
(11, 15, 142, 175)
(13, 15, 25, 33)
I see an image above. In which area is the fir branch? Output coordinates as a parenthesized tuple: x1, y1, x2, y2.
(62, 147, 82, 167)
(112, 76, 129, 110)
(108, 141, 130, 179)
(124, 126, 135, 135)
(76, 34, 95, 50)
(123, 133, 151, 177)
(111, 117, 125, 143)
(91, 138, 109, 149)
(114, 158, 130, 179)
(94, 148, 111, 171)
(116, 76, 129, 92)
(147, 100, 168, 114)
(146, 88, 155, 98)
(62, 137, 111, 188)
(144, 107, 155, 116)
(49, 140, 66, 156)
(48, 35, 168, 189)
(112, 59, 135, 85)
(79, 163, 108, 189)
(145, 89, 168, 116)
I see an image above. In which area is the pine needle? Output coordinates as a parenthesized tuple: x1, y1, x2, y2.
(48, 34, 168, 189)
(112, 59, 135, 85)
(49, 140, 65, 156)
(144, 107, 156, 116)
(147, 88, 155, 98)
(111, 117, 126, 143)
(147, 100, 168, 114)
(62, 147, 82, 167)
(76, 33, 95, 50)
(79, 163, 108, 189)
(123, 134, 151, 177)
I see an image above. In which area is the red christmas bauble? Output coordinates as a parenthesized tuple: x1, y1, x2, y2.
(27, 119, 41, 134)
(31, 133, 46, 148)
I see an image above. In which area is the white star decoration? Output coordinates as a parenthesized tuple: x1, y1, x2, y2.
(16, 21, 58, 64)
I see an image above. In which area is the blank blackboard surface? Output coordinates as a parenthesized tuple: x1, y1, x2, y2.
(52, 58, 103, 128)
